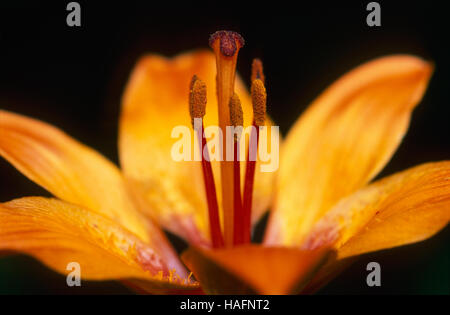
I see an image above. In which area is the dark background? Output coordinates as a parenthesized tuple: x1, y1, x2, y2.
(0, 1, 448, 294)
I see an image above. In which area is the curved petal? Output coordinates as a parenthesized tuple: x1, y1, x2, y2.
(0, 110, 182, 272)
(265, 55, 433, 246)
(0, 197, 198, 293)
(303, 161, 450, 259)
(119, 50, 274, 245)
(181, 244, 332, 294)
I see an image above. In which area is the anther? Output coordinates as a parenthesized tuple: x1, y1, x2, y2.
(251, 58, 265, 84)
(229, 93, 243, 133)
(251, 79, 267, 126)
(189, 75, 207, 126)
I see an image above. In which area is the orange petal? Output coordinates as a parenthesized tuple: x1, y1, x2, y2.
(0, 110, 182, 272)
(303, 161, 450, 259)
(265, 55, 433, 246)
(119, 50, 275, 245)
(0, 197, 198, 293)
(182, 244, 332, 294)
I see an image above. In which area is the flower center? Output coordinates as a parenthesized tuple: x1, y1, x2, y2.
(189, 31, 267, 248)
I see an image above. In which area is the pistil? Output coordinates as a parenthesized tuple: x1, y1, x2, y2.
(209, 31, 245, 246)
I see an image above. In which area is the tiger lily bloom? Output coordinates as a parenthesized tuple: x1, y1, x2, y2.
(0, 30, 449, 295)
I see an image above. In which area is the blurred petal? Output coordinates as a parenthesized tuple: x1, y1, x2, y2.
(182, 244, 332, 294)
(119, 50, 274, 245)
(0, 110, 183, 271)
(265, 55, 433, 246)
(0, 110, 143, 239)
(303, 161, 450, 259)
(0, 197, 197, 293)
(300, 256, 356, 294)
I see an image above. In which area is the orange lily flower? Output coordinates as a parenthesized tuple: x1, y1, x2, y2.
(0, 31, 449, 294)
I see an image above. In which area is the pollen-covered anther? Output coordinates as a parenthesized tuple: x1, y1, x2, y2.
(189, 75, 207, 126)
(251, 79, 267, 126)
(229, 93, 243, 141)
(229, 93, 243, 127)
(251, 58, 265, 84)
(209, 30, 245, 57)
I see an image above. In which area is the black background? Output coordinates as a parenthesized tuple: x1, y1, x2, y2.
(0, 1, 449, 294)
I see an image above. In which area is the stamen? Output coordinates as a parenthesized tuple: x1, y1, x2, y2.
(229, 93, 245, 245)
(251, 58, 265, 84)
(189, 75, 224, 248)
(242, 78, 267, 243)
(209, 30, 245, 247)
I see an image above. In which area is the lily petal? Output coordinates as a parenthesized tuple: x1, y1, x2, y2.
(303, 161, 450, 259)
(0, 110, 183, 272)
(119, 50, 274, 245)
(0, 197, 198, 292)
(182, 244, 332, 294)
(265, 55, 433, 246)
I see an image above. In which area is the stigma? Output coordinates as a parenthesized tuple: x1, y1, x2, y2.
(209, 31, 245, 57)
